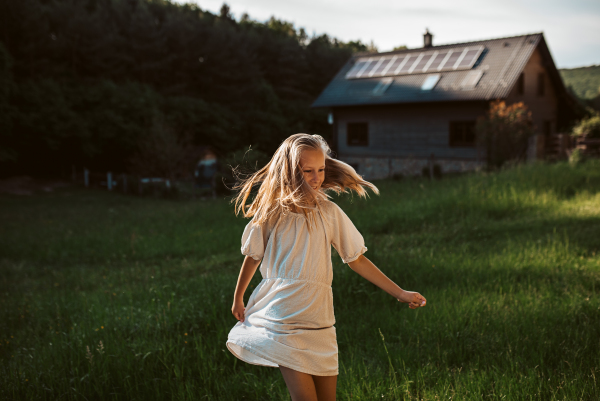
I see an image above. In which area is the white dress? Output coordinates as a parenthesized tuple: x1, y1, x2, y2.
(226, 199, 367, 376)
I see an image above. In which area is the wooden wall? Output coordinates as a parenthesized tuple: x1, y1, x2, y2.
(334, 101, 488, 161)
(505, 47, 559, 135)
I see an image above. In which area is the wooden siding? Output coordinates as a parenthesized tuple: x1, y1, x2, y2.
(505, 48, 558, 135)
(334, 102, 488, 161)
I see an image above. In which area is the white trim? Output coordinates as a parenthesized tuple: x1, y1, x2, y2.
(381, 56, 398, 76)
(368, 58, 386, 77)
(437, 50, 453, 71)
(453, 48, 469, 70)
(394, 54, 411, 74)
(422, 51, 438, 72)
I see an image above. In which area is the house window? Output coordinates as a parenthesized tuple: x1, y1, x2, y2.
(537, 72, 545, 96)
(449, 121, 476, 147)
(347, 122, 369, 146)
(517, 73, 524, 95)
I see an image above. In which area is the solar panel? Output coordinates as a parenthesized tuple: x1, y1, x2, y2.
(345, 46, 484, 79)
(457, 48, 481, 69)
(398, 54, 418, 74)
(370, 57, 393, 76)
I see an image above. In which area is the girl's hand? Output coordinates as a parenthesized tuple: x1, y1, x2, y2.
(397, 290, 427, 309)
(231, 300, 246, 322)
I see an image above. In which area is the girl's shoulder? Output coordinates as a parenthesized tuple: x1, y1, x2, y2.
(318, 198, 345, 215)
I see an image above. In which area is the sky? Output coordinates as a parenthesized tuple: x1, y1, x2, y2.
(174, 0, 600, 69)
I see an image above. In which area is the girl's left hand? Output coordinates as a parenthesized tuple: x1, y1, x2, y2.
(397, 290, 427, 309)
(231, 300, 246, 322)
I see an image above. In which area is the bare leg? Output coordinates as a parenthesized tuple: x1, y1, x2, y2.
(279, 366, 318, 401)
(279, 366, 338, 401)
(313, 374, 337, 401)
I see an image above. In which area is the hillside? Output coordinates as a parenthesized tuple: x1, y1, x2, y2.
(559, 65, 600, 99)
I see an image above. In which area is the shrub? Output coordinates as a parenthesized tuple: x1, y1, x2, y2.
(476, 100, 534, 168)
(571, 115, 600, 139)
(568, 148, 585, 165)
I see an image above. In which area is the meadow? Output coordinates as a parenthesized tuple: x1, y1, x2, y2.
(1, 161, 599, 400)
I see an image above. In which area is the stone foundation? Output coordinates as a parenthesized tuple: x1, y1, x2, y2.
(341, 156, 484, 180)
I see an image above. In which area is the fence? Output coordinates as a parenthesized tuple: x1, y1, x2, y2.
(76, 169, 216, 199)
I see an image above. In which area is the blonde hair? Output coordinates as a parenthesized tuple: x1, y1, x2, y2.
(232, 133, 378, 225)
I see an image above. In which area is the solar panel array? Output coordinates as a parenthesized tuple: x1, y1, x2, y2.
(346, 46, 484, 79)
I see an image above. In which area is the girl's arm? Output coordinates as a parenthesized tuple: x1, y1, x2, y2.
(347, 255, 426, 309)
(231, 255, 262, 322)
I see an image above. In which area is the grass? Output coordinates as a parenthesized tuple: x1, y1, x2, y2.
(1, 160, 599, 400)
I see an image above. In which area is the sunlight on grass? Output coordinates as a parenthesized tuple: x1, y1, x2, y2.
(1, 161, 599, 400)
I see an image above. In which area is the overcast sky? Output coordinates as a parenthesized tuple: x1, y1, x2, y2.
(174, 0, 600, 68)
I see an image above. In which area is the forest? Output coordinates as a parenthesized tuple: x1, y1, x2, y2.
(0, 0, 371, 178)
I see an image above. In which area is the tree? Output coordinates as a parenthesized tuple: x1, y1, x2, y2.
(129, 117, 196, 180)
(476, 100, 534, 168)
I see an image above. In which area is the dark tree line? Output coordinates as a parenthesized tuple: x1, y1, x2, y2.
(0, 0, 369, 177)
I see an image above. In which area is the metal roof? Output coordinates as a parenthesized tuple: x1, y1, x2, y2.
(312, 33, 557, 108)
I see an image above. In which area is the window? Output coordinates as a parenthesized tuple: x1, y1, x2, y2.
(347, 122, 369, 146)
(517, 73, 524, 95)
(449, 121, 476, 147)
(373, 78, 393, 96)
(421, 74, 440, 91)
(537, 73, 545, 96)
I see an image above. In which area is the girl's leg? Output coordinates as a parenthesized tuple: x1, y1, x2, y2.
(313, 374, 337, 401)
(279, 366, 318, 401)
(279, 366, 338, 401)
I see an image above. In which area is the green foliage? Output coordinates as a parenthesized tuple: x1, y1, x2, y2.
(1, 162, 599, 399)
(571, 114, 600, 138)
(559, 65, 600, 99)
(0, 0, 371, 177)
(568, 148, 584, 165)
(476, 100, 535, 168)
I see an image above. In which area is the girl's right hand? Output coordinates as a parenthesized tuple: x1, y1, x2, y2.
(231, 300, 246, 322)
(397, 290, 427, 309)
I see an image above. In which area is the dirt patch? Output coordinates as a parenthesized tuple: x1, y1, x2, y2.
(0, 176, 72, 195)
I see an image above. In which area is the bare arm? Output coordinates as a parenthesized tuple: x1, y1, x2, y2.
(231, 255, 262, 322)
(347, 255, 426, 309)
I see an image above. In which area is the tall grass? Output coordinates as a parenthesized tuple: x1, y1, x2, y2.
(1, 161, 599, 400)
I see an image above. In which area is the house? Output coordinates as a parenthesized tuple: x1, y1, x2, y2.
(311, 31, 582, 179)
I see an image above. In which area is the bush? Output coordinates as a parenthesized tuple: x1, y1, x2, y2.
(572, 115, 600, 139)
(476, 100, 534, 168)
(568, 148, 585, 165)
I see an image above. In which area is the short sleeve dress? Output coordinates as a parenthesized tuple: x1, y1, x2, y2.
(226, 199, 367, 376)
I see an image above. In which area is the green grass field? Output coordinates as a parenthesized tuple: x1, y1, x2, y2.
(1, 161, 599, 400)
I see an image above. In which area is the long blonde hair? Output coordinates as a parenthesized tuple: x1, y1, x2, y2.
(232, 134, 378, 224)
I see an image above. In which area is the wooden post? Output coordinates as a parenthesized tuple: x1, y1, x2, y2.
(122, 174, 128, 194)
(84, 169, 89, 188)
(107, 172, 113, 191)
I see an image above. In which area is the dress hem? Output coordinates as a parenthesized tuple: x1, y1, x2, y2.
(226, 338, 339, 377)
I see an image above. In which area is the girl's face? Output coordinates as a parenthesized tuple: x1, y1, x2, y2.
(299, 149, 325, 191)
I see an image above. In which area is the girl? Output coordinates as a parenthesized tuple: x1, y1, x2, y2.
(227, 134, 426, 401)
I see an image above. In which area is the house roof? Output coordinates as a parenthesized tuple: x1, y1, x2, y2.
(312, 33, 568, 108)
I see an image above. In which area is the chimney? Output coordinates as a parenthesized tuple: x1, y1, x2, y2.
(423, 29, 433, 48)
